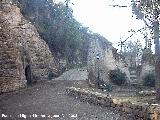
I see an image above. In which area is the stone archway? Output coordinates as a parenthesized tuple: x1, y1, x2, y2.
(25, 65, 32, 85)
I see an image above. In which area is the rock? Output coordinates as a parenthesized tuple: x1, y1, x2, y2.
(87, 34, 131, 85)
(0, 0, 58, 93)
(66, 86, 160, 119)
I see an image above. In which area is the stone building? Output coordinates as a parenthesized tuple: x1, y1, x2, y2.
(0, 0, 58, 93)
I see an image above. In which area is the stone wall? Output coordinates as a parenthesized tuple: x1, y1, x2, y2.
(87, 36, 131, 85)
(0, 15, 26, 93)
(66, 87, 160, 120)
(0, 0, 58, 93)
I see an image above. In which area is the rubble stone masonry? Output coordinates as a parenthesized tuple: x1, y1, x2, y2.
(0, 0, 58, 93)
(0, 16, 26, 93)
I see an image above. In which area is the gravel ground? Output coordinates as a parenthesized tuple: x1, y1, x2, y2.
(53, 68, 88, 81)
(0, 80, 135, 120)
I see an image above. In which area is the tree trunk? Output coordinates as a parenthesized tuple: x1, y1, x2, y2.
(154, 19, 160, 100)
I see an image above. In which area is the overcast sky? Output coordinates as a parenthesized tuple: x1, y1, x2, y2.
(56, 0, 146, 49)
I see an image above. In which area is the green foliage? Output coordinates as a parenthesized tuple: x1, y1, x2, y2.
(143, 73, 155, 87)
(132, 0, 160, 20)
(109, 69, 126, 86)
(131, 1, 144, 20)
(15, 0, 89, 68)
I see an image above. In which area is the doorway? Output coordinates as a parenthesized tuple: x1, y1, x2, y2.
(25, 65, 32, 85)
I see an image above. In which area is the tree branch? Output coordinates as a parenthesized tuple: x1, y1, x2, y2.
(143, 18, 153, 30)
(122, 27, 148, 43)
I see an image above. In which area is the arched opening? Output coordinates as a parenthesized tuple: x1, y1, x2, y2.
(25, 65, 32, 85)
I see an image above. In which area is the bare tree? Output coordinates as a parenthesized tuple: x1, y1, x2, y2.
(132, 0, 160, 100)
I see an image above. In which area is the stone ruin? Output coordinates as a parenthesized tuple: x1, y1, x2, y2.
(0, 0, 58, 93)
(87, 33, 155, 86)
(87, 34, 131, 86)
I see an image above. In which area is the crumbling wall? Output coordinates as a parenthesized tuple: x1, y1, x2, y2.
(87, 36, 130, 85)
(0, 15, 26, 93)
(66, 87, 160, 120)
(0, 0, 58, 93)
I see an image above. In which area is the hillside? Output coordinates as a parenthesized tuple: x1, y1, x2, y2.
(14, 0, 90, 68)
(0, 0, 131, 94)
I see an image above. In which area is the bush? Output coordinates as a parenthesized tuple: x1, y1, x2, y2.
(109, 69, 126, 86)
(143, 73, 155, 87)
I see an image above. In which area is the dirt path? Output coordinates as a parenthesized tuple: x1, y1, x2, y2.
(53, 68, 88, 81)
(0, 80, 134, 120)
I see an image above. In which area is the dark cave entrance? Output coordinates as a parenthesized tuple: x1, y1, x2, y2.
(25, 65, 32, 85)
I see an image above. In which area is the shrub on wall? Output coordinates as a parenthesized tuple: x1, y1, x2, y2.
(109, 69, 126, 86)
(143, 73, 155, 87)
